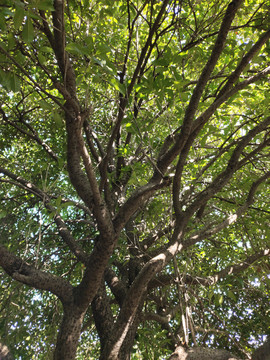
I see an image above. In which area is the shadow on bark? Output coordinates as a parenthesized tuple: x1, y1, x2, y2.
(168, 338, 270, 360)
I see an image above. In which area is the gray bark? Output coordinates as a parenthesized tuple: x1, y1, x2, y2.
(168, 339, 270, 360)
(168, 346, 239, 360)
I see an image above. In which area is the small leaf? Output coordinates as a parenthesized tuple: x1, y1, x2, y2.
(36, 0, 54, 11)
(0, 16, 7, 31)
(1, 71, 21, 92)
(13, 7, 25, 30)
(39, 100, 51, 110)
(55, 196, 62, 208)
(109, 78, 126, 95)
(38, 53, 46, 65)
(40, 46, 54, 54)
(22, 16, 34, 43)
(52, 110, 64, 128)
(9, 73, 21, 92)
(0, 210, 7, 219)
(66, 42, 88, 56)
(60, 201, 74, 209)
(227, 290, 237, 302)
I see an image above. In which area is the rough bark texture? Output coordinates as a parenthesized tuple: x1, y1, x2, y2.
(53, 306, 86, 360)
(1, 1, 270, 359)
(168, 346, 240, 360)
(168, 339, 270, 360)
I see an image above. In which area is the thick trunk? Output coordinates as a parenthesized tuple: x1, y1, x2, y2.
(99, 305, 143, 360)
(53, 306, 85, 360)
(116, 320, 139, 360)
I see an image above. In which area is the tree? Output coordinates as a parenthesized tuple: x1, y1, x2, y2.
(0, 0, 269, 359)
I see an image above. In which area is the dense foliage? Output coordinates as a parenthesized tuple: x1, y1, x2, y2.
(0, 0, 269, 359)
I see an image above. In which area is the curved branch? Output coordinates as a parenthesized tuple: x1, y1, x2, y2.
(0, 107, 58, 162)
(0, 167, 88, 263)
(184, 117, 270, 219)
(113, 176, 171, 234)
(75, 116, 114, 237)
(156, 61, 270, 179)
(207, 249, 270, 286)
(104, 267, 127, 306)
(0, 245, 73, 303)
(184, 170, 270, 248)
(181, 0, 243, 132)
(100, 0, 171, 189)
(217, 28, 270, 98)
(157, 0, 244, 178)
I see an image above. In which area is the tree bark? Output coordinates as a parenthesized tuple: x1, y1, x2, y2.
(53, 306, 86, 360)
(168, 346, 239, 360)
(168, 338, 270, 360)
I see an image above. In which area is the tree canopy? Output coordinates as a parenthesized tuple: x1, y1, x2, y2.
(0, 0, 270, 359)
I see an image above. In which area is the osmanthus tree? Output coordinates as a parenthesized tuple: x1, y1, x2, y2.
(0, 0, 270, 359)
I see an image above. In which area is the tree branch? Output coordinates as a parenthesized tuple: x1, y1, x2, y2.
(0, 107, 58, 162)
(0, 167, 88, 263)
(0, 245, 73, 303)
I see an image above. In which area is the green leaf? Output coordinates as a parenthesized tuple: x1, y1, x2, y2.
(55, 196, 62, 208)
(9, 73, 20, 92)
(1, 71, 21, 92)
(227, 290, 237, 302)
(40, 46, 54, 54)
(66, 42, 88, 56)
(38, 52, 46, 65)
(180, 92, 189, 102)
(13, 7, 25, 30)
(0, 210, 7, 219)
(39, 100, 51, 110)
(52, 110, 64, 128)
(109, 78, 126, 95)
(22, 16, 34, 43)
(35, 0, 54, 11)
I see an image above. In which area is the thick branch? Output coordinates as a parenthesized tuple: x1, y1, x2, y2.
(181, 0, 243, 131)
(91, 281, 114, 351)
(217, 28, 270, 98)
(184, 116, 270, 218)
(104, 267, 127, 306)
(157, 0, 243, 178)
(156, 56, 270, 179)
(0, 245, 73, 303)
(184, 170, 270, 247)
(113, 176, 171, 234)
(65, 113, 94, 210)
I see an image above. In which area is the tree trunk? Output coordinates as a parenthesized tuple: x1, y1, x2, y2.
(53, 306, 85, 360)
(116, 314, 141, 360)
(99, 309, 142, 360)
